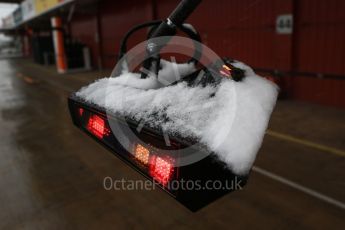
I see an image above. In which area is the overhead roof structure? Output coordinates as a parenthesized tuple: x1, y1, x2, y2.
(0, 0, 76, 33)
(0, 0, 21, 3)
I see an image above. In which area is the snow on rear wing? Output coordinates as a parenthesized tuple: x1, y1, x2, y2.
(76, 61, 279, 175)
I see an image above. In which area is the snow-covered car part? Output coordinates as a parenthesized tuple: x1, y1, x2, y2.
(68, 0, 278, 211)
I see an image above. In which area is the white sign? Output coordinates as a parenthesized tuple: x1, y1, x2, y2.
(276, 14, 293, 34)
(21, 0, 36, 21)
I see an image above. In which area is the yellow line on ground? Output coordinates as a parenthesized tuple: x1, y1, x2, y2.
(266, 130, 345, 158)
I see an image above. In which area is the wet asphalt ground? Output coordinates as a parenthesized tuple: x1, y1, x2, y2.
(0, 59, 344, 229)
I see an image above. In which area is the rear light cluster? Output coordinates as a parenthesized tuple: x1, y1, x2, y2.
(79, 108, 176, 186)
(134, 144, 175, 185)
(69, 97, 246, 211)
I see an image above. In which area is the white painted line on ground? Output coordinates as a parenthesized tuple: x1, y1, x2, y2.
(253, 166, 345, 210)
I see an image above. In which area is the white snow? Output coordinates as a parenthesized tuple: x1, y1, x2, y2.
(108, 60, 195, 90)
(76, 60, 278, 175)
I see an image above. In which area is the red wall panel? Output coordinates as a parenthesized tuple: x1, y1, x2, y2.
(99, 0, 152, 68)
(291, 0, 345, 107)
(292, 76, 345, 107)
(156, 0, 278, 68)
(70, 13, 98, 67)
(155, 0, 297, 71)
(68, 0, 345, 107)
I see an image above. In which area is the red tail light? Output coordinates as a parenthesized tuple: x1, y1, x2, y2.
(149, 155, 174, 185)
(87, 115, 108, 139)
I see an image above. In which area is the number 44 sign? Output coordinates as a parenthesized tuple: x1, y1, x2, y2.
(276, 14, 293, 34)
